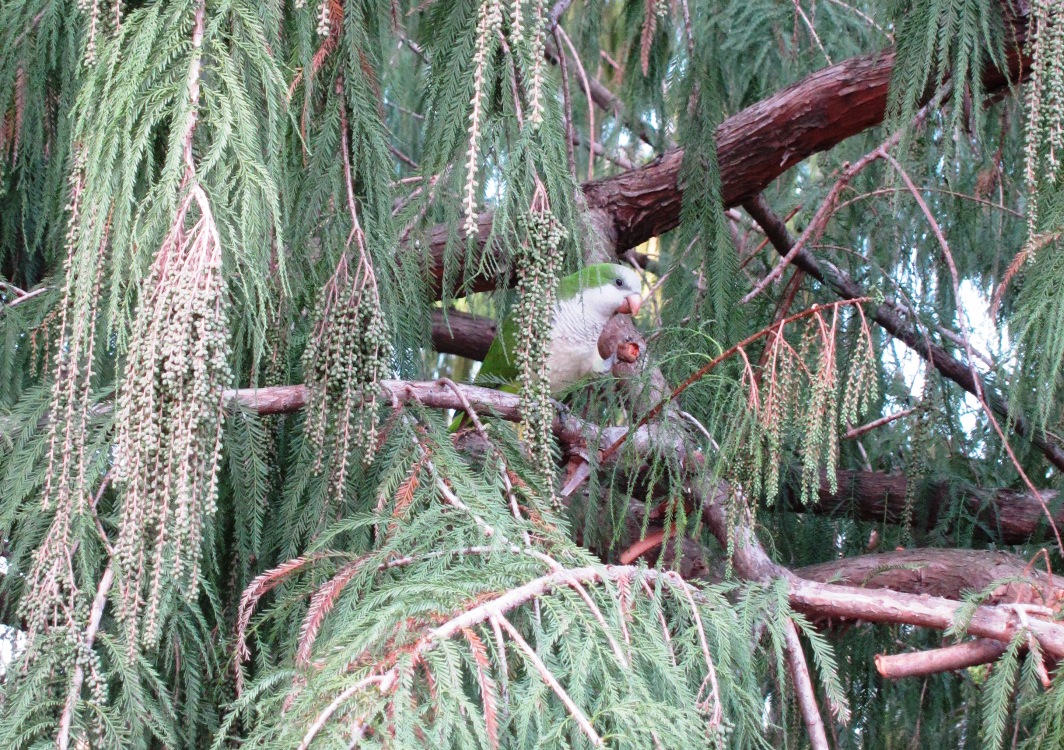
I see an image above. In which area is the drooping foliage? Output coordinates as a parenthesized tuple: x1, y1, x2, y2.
(2, 0, 1064, 748)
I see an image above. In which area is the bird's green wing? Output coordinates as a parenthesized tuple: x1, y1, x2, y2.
(449, 318, 521, 432)
(474, 315, 522, 388)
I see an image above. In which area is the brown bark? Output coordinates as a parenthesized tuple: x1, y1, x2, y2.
(796, 548, 1063, 607)
(220, 376, 1064, 658)
(875, 639, 1007, 679)
(423, 4, 1032, 299)
(787, 576, 1064, 658)
(697, 483, 1064, 658)
(790, 469, 1064, 545)
(430, 308, 496, 361)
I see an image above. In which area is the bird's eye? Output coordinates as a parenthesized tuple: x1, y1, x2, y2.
(615, 278, 623, 287)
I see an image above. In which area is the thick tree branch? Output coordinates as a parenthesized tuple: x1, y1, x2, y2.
(430, 308, 496, 361)
(224, 378, 1064, 659)
(697, 487, 1064, 658)
(793, 469, 1064, 545)
(426, 309, 1064, 546)
(874, 639, 1007, 679)
(796, 549, 1063, 606)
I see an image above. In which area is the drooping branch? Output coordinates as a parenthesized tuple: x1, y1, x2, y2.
(423, 2, 1033, 298)
(225, 379, 1064, 661)
(741, 192, 1064, 472)
(232, 313, 1064, 549)
(425, 309, 1064, 546)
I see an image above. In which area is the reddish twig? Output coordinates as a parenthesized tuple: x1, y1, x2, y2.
(843, 408, 916, 440)
(600, 298, 870, 463)
(742, 89, 947, 304)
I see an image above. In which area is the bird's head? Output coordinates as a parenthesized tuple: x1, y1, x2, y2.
(562, 263, 643, 320)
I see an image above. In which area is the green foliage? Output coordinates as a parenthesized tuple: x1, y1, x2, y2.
(3, 0, 1064, 748)
(887, 0, 1005, 160)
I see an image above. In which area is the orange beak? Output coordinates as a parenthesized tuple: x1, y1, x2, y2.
(617, 294, 642, 316)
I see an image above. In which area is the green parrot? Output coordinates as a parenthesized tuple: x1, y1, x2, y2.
(473, 263, 643, 394)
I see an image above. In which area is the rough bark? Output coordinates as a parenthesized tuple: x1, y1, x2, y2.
(430, 309, 496, 361)
(874, 639, 1007, 679)
(220, 376, 1064, 657)
(796, 548, 1063, 606)
(787, 576, 1064, 658)
(428, 310, 1064, 546)
(790, 469, 1064, 545)
(697, 484, 1064, 658)
(424, 3, 1032, 299)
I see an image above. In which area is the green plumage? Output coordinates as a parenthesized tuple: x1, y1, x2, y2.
(474, 262, 641, 391)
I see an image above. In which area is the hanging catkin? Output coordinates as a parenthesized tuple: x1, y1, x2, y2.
(112, 188, 231, 653)
(514, 198, 565, 504)
(302, 254, 392, 499)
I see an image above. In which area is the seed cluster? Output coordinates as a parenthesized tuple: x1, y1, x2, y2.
(303, 269, 392, 499)
(72, 628, 108, 745)
(725, 306, 877, 507)
(463, 0, 503, 237)
(526, 0, 547, 128)
(1024, 0, 1064, 245)
(112, 204, 231, 653)
(464, 0, 552, 234)
(316, 0, 332, 37)
(76, 0, 121, 66)
(21, 160, 102, 641)
(514, 207, 565, 504)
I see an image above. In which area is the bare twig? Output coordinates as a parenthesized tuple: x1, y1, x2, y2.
(599, 298, 870, 463)
(843, 408, 916, 440)
(821, 0, 893, 39)
(782, 619, 832, 750)
(56, 565, 114, 750)
(495, 614, 605, 746)
(881, 150, 1064, 555)
(555, 27, 596, 180)
(742, 89, 946, 304)
(742, 191, 1064, 474)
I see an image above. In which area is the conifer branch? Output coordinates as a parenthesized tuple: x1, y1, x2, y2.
(740, 89, 943, 305)
(55, 564, 113, 750)
(494, 614, 605, 747)
(224, 379, 1064, 655)
(219, 379, 1064, 545)
(599, 298, 871, 464)
(742, 192, 1064, 473)
(291, 562, 711, 750)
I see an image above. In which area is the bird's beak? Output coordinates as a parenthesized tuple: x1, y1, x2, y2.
(617, 294, 642, 316)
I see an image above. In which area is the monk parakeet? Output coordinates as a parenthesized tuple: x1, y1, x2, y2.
(474, 263, 643, 394)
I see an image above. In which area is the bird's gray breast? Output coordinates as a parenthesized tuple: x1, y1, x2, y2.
(546, 298, 609, 393)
